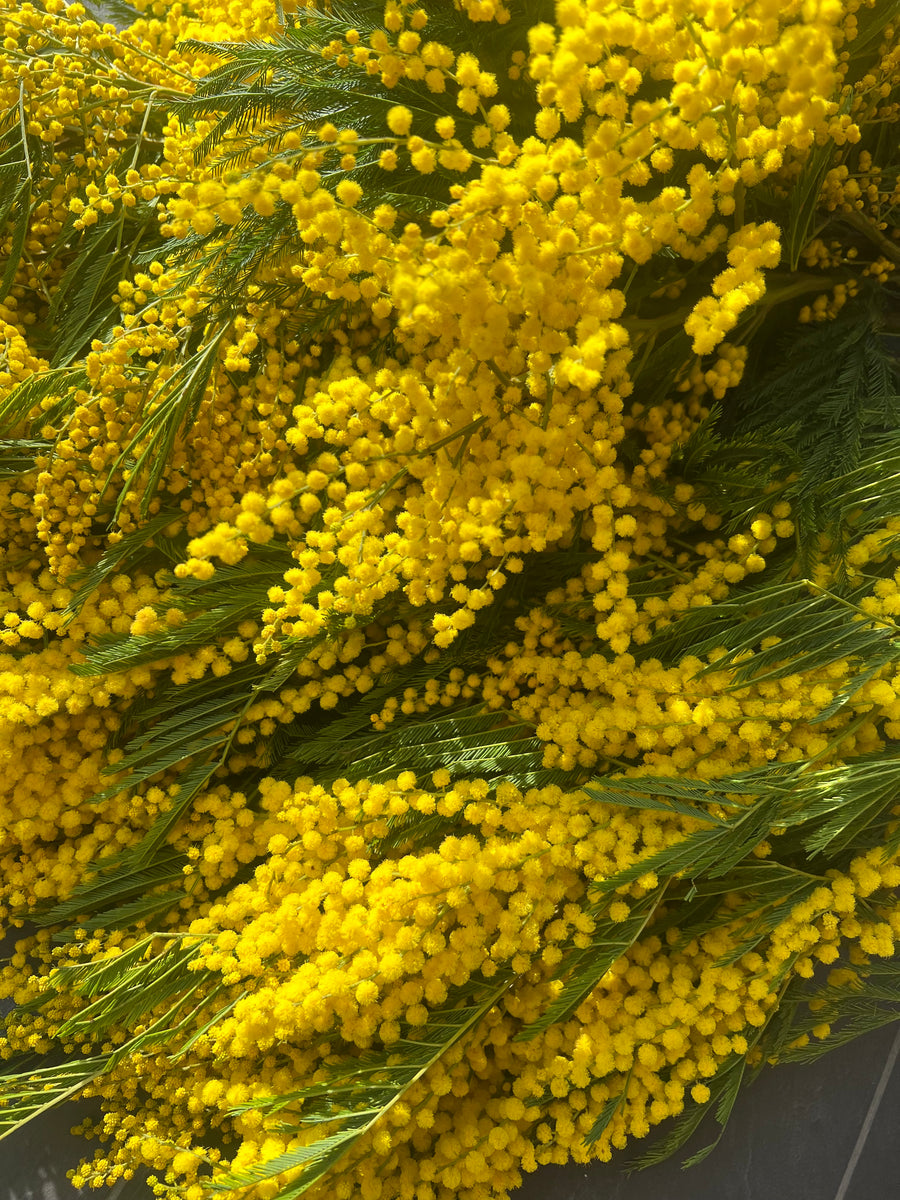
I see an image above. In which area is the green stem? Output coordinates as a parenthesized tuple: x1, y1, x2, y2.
(840, 209, 900, 265)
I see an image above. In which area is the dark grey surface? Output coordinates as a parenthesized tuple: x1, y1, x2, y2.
(1, 1021, 899, 1199)
(513, 1021, 900, 1200)
(0, 1107, 131, 1200)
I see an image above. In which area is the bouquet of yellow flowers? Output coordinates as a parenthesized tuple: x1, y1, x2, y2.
(0, 0, 898, 1196)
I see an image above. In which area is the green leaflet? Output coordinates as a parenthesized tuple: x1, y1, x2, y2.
(762, 957, 900, 1068)
(592, 795, 779, 893)
(59, 556, 324, 891)
(0, 366, 89, 439)
(112, 755, 227, 868)
(174, 13, 474, 173)
(205, 974, 516, 1199)
(310, 707, 546, 785)
(52, 889, 188, 939)
(0, 180, 30, 307)
(80, 0, 142, 28)
(369, 811, 464, 859)
(682, 1059, 746, 1169)
(644, 577, 899, 697)
(85, 720, 236, 811)
(0, 437, 50, 477)
(583, 757, 900, 897)
(588, 765, 787, 806)
(51, 937, 207, 1042)
(163, 205, 300, 304)
(0, 103, 39, 308)
(583, 776, 733, 827)
(63, 509, 186, 618)
(106, 323, 232, 520)
(808, 651, 899, 726)
(205, 1128, 369, 1199)
(289, 705, 572, 790)
(0, 159, 27, 231)
(148, 0, 544, 376)
(71, 601, 264, 676)
(70, 551, 290, 677)
(108, 689, 256, 777)
(46, 220, 129, 368)
(582, 1065, 634, 1147)
(843, 0, 900, 61)
(0, 1056, 109, 1142)
(626, 954, 795, 1174)
(833, 440, 900, 540)
(105, 983, 233, 1071)
(730, 295, 898, 445)
(0, 93, 164, 362)
(168, 987, 245, 1062)
(663, 406, 800, 541)
(785, 89, 854, 272)
(514, 888, 665, 1042)
(50, 933, 176, 998)
(628, 322, 694, 405)
(801, 785, 899, 858)
(0, 957, 233, 1143)
(126, 660, 263, 727)
(620, 1087, 714, 1171)
(665, 862, 824, 966)
(42, 756, 221, 928)
(626, 1055, 749, 1172)
(669, 296, 900, 577)
(788, 754, 900, 858)
(29, 851, 188, 927)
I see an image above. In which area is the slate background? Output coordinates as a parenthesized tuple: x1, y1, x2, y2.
(2, 1020, 899, 1200)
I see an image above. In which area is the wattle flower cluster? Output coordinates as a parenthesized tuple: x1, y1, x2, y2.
(0, 0, 897, 1198)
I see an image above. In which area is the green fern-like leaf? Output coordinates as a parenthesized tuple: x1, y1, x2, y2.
(588, 791, 779, 895)
(105, 324, 232, 520)
(30, 851, 188, 926)
(0, 1056, 109, 1141)
(761, 956, 900, 1069)
(514, 888, 665, 1042)
(80, 0, 142, 26)
(53, 889, 188, 938)
(621, 1089, 715, 1171)
(47, 220, 129, 367)
(63, 509, 185, 618)
(206, 973, 516, 1199)
(582, 1067, 634, 1147)
(644, 577, 898, 699)
(0, 366, 88, 439)
(671, 295, 900, 576)
(51, 937, 206, 1041)
(0, 437, 49, 477)
(0, 105, 37, 307)
(785, 93, 852, 272)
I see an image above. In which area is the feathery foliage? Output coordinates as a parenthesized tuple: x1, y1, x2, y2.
(0, 0, 898, 1197)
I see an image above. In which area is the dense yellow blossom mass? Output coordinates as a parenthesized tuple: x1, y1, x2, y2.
(0, 0, 898, 1196)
